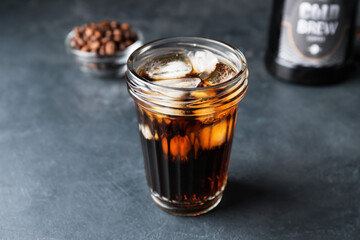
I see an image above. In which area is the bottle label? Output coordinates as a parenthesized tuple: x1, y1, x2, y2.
(279, 0, 349, 66)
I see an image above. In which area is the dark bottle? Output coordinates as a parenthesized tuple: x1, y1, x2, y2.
(265, 0, 358, 85)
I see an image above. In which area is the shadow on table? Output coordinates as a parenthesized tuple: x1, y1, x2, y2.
(218, 179, 297, 212)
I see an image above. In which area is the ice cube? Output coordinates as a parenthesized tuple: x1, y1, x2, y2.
(144, 53, 192, 80)
(187, 50, 218, 74)
(154, 78, 201, 88)
(203, 62, 236, 85)
(199, 119, 228, 150)
(152, 78, 201, 99)
(139, 124, 153, 140)
(169, 135, 191, 162)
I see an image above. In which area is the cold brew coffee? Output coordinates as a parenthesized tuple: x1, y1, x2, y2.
(126, 37, 248, 216)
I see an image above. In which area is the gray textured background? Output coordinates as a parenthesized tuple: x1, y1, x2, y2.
(1, 0, 360, 239)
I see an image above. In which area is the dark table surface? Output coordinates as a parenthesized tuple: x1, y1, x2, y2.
(1, 0, 360, 239)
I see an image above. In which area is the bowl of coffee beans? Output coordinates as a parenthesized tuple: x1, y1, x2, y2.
(65, 21, 143, 78)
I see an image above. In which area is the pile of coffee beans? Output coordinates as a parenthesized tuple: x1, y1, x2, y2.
(70, 21, 138, 55)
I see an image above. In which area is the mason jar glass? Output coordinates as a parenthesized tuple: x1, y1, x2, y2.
(126, 37, 248, 216)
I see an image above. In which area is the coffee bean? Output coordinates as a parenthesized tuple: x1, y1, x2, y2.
(81, 45, 91, 52)
(100, 21, 110, 29)
(105, 41, 116, 55)
(85, 27, 94, 37)
(113, 35, 122, 42)
(94, 31, 102, 39)
(120, 23, 130, 31)
(113, 29, 122, 36)
(101, 37, 111, 44)
(110, 21, 118, 29)
(83, 34, 90, 42)
(99, 45, 105, 55)
(89, 40, 100, 51)
(74, 36, 85, 47)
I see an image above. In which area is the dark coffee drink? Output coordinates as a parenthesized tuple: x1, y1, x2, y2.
(137, 102, 238, 206)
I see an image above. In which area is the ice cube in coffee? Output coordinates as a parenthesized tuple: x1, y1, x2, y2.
(126, 37, 248, 216)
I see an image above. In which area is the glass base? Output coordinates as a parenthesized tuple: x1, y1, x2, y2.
(151, 191, 223, 216)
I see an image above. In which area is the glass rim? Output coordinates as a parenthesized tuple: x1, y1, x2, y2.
(126, 36, 248, 92)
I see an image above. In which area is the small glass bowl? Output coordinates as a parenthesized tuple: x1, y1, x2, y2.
(65, 30, 144, 78)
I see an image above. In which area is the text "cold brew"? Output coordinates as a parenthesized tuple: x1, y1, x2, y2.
(297, 2, 340, 36)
